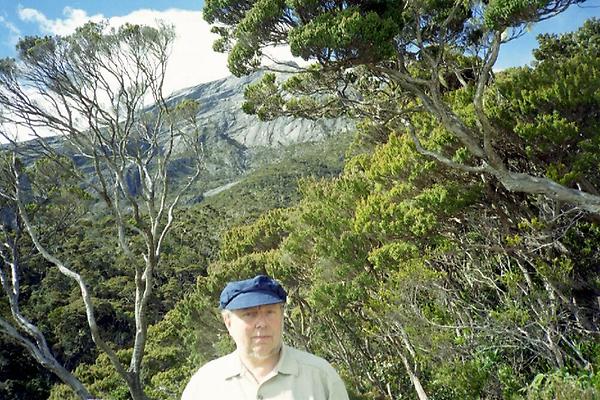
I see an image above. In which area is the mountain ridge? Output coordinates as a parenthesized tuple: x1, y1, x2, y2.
(1, 68, 353, 202)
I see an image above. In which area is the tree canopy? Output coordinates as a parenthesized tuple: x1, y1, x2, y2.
(0, 21, 204, 400)
(70, 18, 598, 400)
(203, 0, 600, 214)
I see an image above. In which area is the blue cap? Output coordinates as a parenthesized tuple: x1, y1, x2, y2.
(219, 275, 287, 310)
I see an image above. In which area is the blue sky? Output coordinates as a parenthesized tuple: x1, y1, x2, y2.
(0, 0, 599, 91)
(496, 1, 600, 68)
(0, 1, 204, 58)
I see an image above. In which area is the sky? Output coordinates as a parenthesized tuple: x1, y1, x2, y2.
(0, 0, 599, 95)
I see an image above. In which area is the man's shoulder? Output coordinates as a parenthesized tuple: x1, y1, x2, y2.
(181, 352, 238, 400)
(283, 346, 349, 398)
(189, 351, 237, 380)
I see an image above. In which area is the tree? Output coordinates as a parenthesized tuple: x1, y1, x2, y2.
(0, 155, 94, 400)
(0, 21, 204, 400)
(202, 0, 600, 213)
(171, 16, 600, 397)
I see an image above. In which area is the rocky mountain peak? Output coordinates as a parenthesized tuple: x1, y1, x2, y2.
(168, 67, 352, 148)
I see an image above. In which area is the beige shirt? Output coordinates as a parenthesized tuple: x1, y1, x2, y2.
(181, 345, 349, 400)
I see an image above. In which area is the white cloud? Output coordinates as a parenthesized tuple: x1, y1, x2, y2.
(18, 6, 105, 36)
(16, 6, 230, 95)
(0, 15, 21, 47)
(107, 8, 231, 95)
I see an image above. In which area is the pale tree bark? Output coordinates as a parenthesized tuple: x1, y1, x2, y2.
(319, 308, 429, 399)
(391, 324, 429, 400)
(0, 204, 92, 400)
(398, 351, 428, 400)
(0, 22, 204, 400)
(10, 153, 135, 396)
(0, 318, 92, 399)
(375, 9, 600, 215)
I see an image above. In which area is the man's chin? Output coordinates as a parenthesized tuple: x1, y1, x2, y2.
(250, 344, 282, 360)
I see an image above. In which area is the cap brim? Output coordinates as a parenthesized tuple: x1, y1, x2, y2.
(223, 290, 285, 310)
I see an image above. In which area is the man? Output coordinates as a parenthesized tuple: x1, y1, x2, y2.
(181, 274, 350, 399)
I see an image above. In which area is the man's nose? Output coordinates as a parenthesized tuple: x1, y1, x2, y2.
(255, 312, 268, 328)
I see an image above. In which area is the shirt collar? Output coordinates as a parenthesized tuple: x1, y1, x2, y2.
(223, 351, 244, 379)
(276, 345, 299, 376)
(223, 344, 299, 380)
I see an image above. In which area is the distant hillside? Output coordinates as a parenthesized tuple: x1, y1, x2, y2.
(166, 68, 353, 201)
(2, 68, 353, 204)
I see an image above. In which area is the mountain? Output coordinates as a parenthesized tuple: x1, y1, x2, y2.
(165, 69, 353, 200)
(2, 69, 353, 203)
(170, 68, 349, 148)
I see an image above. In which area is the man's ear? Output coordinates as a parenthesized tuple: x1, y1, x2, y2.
(222, 311, 232, 331)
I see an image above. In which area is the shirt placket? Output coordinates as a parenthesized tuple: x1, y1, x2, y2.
(242, 368, 279, 400)
(239, 366, 264, 400)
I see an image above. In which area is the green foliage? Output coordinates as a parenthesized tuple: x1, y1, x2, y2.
(525, 370, 600, 400)
(8, 10, 600, 400)
(48, 350, 133, 400)
(242, 73, 284, 120)
(432, 355, 500, 399)
(484, 0, 549, 30)
(534, 18, 600, 61)
(201, 133, 351, 223)
(487, 20, 600, 188)
(204, 0, 580, 78)
(242, 66, 352, 121)
(287, 6, 400, 63)
(219, 208, 290, 261)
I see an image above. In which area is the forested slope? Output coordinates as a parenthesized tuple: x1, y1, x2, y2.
(0, 21, 350, 399)
(0, 134, 350, 399)
(2, 8, 600, 400)
(47, 20, 600, 399)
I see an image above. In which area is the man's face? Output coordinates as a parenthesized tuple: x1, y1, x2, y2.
(224, 303, 284, 362)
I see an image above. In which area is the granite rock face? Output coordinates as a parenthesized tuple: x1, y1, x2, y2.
(164, 70, 352, 196)
(2, 70, 353, 199)
(168, 69, 351, 149)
